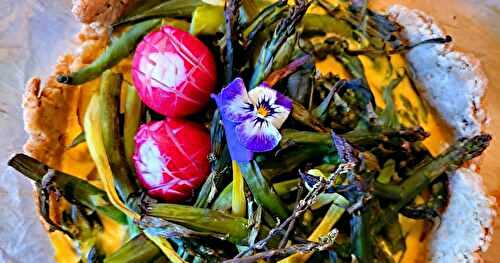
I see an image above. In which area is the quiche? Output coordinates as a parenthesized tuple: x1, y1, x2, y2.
(15, 0, 495, 262)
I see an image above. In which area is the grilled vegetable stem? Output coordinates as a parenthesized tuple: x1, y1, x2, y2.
(84, 95, 139, 220)
(373, 134, 492, 232)
(147, 203, 250, 243)
(99, 71, 137, 202)
(396, 134, 491, 210)
(8, 154, 127, 224)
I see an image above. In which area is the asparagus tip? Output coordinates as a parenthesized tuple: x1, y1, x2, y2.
(463, 133, 492, 159)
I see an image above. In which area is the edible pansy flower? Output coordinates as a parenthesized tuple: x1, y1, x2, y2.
(212, 78, 292, 153)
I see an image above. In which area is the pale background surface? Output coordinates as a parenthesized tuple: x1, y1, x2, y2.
(0, 0, 498, 262)
(0, 0, 77, 262)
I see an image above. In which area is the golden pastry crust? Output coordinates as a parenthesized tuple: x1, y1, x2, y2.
(72, 0, 136, 25)
(22, 24, 113, 263)
(23, 57, 75, 168)
(22, 25, 108, 170)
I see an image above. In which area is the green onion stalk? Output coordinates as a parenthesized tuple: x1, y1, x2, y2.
(146, 203, 251, 244)
(8, 154, 127, 224)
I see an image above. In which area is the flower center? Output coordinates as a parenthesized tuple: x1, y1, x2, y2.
(257, 105, 270, 117)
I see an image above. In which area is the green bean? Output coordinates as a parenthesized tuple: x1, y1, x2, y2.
(57, 19, 160, 85)
(99, 71, 137, 202)
(8, 154, 127, 224)
(113, 0, 203, 27)
(104, 234, 163, 263)
(124, 84, 143, 168)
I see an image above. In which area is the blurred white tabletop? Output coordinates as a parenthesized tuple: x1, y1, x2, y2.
(0, 0, 79, 262)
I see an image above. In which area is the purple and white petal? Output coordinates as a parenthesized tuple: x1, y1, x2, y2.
(268, 91, 292, 128)
(248, 84, 292, 129)
(235, 118, 282, 152)
(219, 78, 255, 122)
(248, 84, 277, 106)
(221, 115, 254, 161)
